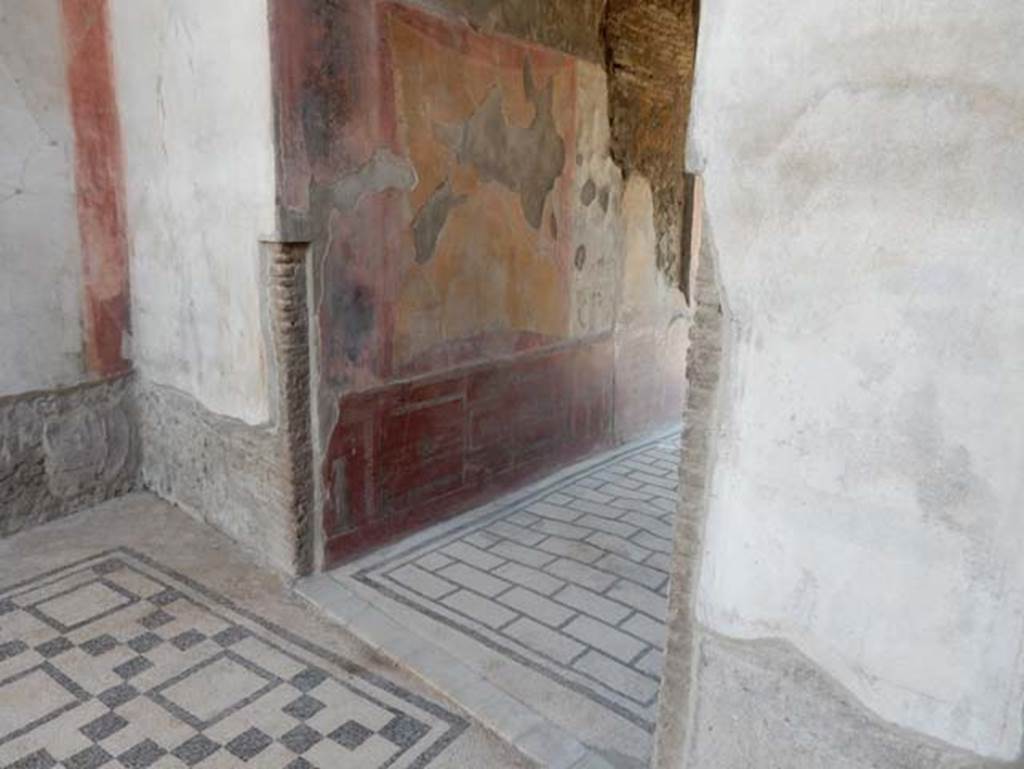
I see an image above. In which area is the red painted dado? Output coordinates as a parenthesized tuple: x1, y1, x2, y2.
(323, 336, 615, 566)
(61, 0, 131, 377)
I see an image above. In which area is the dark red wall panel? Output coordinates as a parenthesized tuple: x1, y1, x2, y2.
(323, 336, 614, 566)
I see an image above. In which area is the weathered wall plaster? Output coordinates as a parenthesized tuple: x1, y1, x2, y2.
(0, 0, 85, 396)
(684, 0, 1024, 762)
(2, 1, 314, 568)
(604, 0, 700, 284)
(270, 0, 687, 565)
(614, 176, 689, 440)
(110, 0, 277, 425)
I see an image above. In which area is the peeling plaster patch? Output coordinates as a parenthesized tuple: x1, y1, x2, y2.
(575, 244, 588, 270)
(329, 149, 417, 213)
(438, 60, 566, 229)
(581, 178, 597, 205)
(412, 177, 467, 264)
(335, 281, 375, 364)
(309, 152, 416, 376)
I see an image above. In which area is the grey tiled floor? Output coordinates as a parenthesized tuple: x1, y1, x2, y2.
(351, 433, 680, 732)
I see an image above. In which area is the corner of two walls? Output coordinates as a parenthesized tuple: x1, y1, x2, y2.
(2, 0, 688, 580)
(0, 0, 314, 577)
(134, 243, 315, 577)
(107, 0, 315, 577)
(0, 0, 137, 537)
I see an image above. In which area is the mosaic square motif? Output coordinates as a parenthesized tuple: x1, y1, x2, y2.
(0, 550, 466, 768)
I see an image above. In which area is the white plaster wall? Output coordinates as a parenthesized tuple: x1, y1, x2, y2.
(0, 1, 84, 396)
(110, 0, 276, 424)
(692, 1, 1024, 760)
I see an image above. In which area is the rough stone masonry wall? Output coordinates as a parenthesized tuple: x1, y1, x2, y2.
(0, 376, 139, 537)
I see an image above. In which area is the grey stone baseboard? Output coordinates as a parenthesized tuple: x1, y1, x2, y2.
(687, 631, 1008, 769)
(136, 380, 298, 574)
(0, 374, 139, 536)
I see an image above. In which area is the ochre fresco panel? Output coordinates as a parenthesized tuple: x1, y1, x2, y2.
(384, 3, 577, 374)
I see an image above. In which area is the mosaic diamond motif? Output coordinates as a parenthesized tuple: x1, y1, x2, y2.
(283, 695, 326, 721)
(64, 745, 110, 769)
(97, 683, 138, 709)
(116, 740, 164, 769)
(330, 721, 373, 750)
(225, 728, 273, 761)
(0, 550, 466, 769)
(171, 735, 219, 766)
(80, 712, 127, 742)
(281, 724, 322, 754)
(5, 750, 54, 769)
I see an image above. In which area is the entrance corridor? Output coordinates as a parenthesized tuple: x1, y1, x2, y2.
(299, 431, 681, 768)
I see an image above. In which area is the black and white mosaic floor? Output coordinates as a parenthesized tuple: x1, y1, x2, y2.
(0, 550, 466, 769)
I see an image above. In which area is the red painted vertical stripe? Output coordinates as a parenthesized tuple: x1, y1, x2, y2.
(61, 0, 130, 377)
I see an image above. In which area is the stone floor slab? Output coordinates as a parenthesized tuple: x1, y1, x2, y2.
(309, 431, 680, 767)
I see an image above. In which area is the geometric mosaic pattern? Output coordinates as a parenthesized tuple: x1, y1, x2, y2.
(0, 550, 466, 769)
(353, 433, 679, 733)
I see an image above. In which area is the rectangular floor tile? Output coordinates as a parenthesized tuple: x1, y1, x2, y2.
(498, 588, 574, 628)
(563, 617, 647, 663)
(441, 591, 517, 630)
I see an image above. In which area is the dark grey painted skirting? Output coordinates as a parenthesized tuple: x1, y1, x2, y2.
(0, 374, 139, 537)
